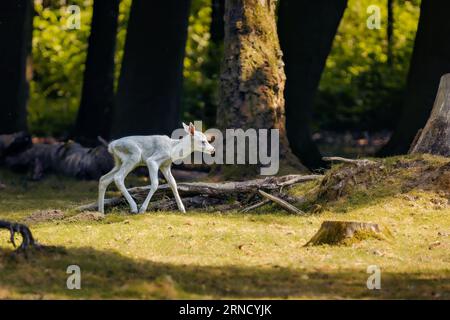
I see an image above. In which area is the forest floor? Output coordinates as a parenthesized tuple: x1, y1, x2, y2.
(0, 154, 449, 299)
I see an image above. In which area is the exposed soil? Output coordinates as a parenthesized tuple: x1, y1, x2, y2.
(23, 210, 65, 224)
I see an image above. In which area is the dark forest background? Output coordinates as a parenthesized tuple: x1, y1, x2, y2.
(2, 0, 449, 170)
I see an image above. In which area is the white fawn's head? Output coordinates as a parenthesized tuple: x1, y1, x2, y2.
(182, 122, 215, 155)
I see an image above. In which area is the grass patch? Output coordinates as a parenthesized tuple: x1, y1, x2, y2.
(0, 156, 449, 299)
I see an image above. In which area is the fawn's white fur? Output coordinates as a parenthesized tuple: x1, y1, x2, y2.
(98, 122, 215, 214)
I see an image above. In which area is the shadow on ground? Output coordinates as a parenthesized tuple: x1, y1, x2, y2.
(0, 246, 448, 299)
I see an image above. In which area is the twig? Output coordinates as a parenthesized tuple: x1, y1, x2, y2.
(258, 190, 304, 214)
(277, 174, 323, 187)
(322, 156, 377, 166)
(240, 199, 270, 213)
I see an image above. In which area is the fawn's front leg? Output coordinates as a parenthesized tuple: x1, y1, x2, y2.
(139, 159, 160, 213)
(160, 165, 186, 213)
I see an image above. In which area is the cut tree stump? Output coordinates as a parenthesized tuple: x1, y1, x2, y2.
(305, 221, 391, 246)
(410, 74, 450, 156)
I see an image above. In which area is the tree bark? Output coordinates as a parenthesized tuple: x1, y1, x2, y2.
(277, 0, 347, 169)
(74, 0, 120, 145)
(203, 0, 225, 128)
(409, 74, 450, 156)
(0, 0, 33, 134)
(380, 0, 450, 156)
(217, 0, 303, 170)
(210, 0, 225, 44)
(112, 0, 191, 138)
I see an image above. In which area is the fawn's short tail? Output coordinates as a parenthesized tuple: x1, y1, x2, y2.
(107, 142, 114, 154)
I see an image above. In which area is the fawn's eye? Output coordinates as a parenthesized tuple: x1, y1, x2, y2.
(202, 141, 206, 145)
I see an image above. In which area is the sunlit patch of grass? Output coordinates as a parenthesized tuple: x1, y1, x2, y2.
(0, 158, 449, 299)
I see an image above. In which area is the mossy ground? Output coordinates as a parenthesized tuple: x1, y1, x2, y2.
(0, 155, 449, 299)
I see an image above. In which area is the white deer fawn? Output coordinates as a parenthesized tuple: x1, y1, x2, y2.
(98, 122, 215, 214)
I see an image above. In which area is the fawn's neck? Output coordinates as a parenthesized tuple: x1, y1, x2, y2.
(170, 135, 193, 161)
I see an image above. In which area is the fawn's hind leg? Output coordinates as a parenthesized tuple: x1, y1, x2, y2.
(112, 143, 141, 213)
(98, 155, 120, 213)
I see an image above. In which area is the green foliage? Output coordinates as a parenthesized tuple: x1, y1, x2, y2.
(28, 0, 421, 136)
(29, 0, 216, 136)
(182, 0, 221, 126)
(314, 0, 421, 132)
(29, 0, 92, 136)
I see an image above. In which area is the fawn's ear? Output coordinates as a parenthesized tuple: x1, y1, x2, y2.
(182, 122, 190, 134)
(188, 122, 196, 135)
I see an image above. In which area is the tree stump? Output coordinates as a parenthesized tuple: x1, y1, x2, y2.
(410, 74, 450, 156)
(305, 221, 391, 246)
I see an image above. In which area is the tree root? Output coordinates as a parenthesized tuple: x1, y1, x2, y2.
(0, 220, 38, 251)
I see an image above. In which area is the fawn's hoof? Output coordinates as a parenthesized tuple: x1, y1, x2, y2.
(138, 207, 147, 214)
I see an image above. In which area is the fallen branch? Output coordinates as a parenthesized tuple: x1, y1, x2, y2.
(322, 156, 377, 166)
(0, 132, 114, 180)
(240, 199, 270, 213)
(258, 190, 304, 214)
(77, 174, 322, 212)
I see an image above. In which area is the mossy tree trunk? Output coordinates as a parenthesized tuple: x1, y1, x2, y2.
(410, 74, 450, 156)
(380, 0, 450, 156)
(0, 0, 33, 134)
(74, 0, 120, 146)
(112, 0, 191, 138)
(277, 0, 347, 170)
(217, 0, 300, 168)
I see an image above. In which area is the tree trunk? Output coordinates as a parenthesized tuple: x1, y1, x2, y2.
(0, 0, 33, 134)
(210, 0, 225, 44)
(112, 0, 191, 138)
(203, 0, 225, 128)
(277, 0, 347, 170)
(380, 0, 450, 156)
(74, 0, 120, 145)
(409, 74, 450, 156)
(217, 0, 301, 169)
